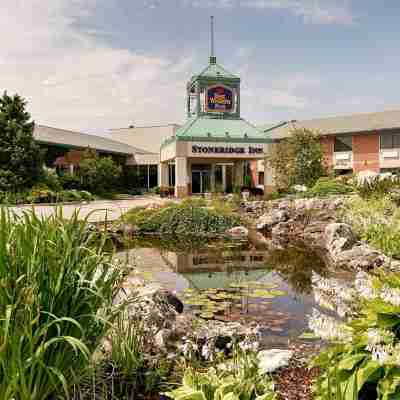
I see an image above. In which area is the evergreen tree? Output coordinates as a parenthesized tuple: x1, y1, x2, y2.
(0, 92, 43, 191)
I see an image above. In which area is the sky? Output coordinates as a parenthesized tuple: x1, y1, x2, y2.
(2, 0, 400, 135)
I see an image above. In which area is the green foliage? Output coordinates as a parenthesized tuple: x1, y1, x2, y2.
(0, 210, 125, 399)
(124, 199, 242, 237)
(78, 150, 122, 195)
(306, 177, 354, 197)
(266, 128, 326, 191)
(164, 348, 277, 400)
(311, 271, 400, 400)
(77, 310, 169, 399)
(0, 92, 44, 190)
(39, 167, 62, 191)
(59, 172, 82, 190)
(340, 196, 400, 258)
(357, 176, 400, 199)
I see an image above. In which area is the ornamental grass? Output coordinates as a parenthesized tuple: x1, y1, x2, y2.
(0, 209, 124, 399)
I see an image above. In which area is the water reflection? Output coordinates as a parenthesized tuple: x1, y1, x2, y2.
(117, 237, 334, 346)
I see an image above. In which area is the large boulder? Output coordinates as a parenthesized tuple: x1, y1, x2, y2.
(256, 209, 289, 230)
(258, 349, 293, 374)
(325, 223, 357, 257)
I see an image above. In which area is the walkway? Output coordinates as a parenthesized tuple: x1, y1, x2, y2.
(9, 196, 171, 222)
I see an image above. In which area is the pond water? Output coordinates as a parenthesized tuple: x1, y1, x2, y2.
(116, 236, 350, 348)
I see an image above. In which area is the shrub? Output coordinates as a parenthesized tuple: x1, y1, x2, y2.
(39, 167, 62, 191)
(59, 172, 82, 190)
(124, 200, 241, 237)
(357, 175, 399, 199)
(26, 186, 56, 203)
(0, 210, 124, 399)
(78, 190, 94, 202)
(79, 150, 122, 195)
(340, 196, 400, 258)
(306, 177, 354, 197)
(266, 128, 326, 191)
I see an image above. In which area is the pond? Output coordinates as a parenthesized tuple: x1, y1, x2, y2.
(116, 236, 351, 348)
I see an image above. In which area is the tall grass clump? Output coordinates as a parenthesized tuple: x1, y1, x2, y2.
(0, 209, 124, 399)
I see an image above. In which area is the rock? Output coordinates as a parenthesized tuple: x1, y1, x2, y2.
(155, 328, 179, 350)
(153, 288, 184, 314)
(226, 226, 249, 239)
(335, 244, 386, 270)
(256, 209, 289, 230)
(271, 222, 291, 238)
(325, 223, 357, 257)
(356, 170, 378, 186)
(257, 349, 293, 374)
(292, 184, 307, 192)
(112, 222, 138, 237)
(277, 200, 292, 210)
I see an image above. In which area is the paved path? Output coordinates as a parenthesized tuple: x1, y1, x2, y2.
(9, 196, 171, 222)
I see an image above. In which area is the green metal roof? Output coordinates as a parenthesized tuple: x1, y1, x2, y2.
(174, 116, 271, 143)
(189, 61, 240, 85)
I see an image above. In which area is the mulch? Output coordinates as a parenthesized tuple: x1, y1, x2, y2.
(275, 365, 320, 400)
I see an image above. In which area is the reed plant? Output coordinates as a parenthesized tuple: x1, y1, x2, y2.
(0, 209, 125, 399)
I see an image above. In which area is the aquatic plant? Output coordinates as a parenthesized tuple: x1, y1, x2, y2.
(0, 209, 125, 400)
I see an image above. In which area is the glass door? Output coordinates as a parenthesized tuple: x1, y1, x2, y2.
(192, 171, 201, 194)
(192, 165, 211, 194)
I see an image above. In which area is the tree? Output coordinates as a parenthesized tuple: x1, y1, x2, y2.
(0, 92, 43, 191)
(266, 128, 326, 191)
(78, 150, 122, 194)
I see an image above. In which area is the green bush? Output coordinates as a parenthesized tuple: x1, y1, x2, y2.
(357, 176, 399, 199)
(124, 200, 241, 237)
(306, 177, 354, 197)
(79, 150, 122, 195)
(26, 186, 56, 203)
(340, 196, 400, 258)
(78, 190, 94, 202)
(0, 210, 124, 399)
(39, 167, 62, 191)
(59, 173, 82, 190)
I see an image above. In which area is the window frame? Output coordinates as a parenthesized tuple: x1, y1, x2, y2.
(334, 135, 353, 152)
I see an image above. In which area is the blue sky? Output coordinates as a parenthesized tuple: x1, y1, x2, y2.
(2, 0, 400, 134)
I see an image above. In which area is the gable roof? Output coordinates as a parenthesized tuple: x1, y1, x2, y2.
(34, 125, 150, 155)
(174, 116, 270, 142)
(262, 109, 400, 140)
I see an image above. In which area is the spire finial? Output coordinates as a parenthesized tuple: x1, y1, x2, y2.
(210, 16, 216, 64)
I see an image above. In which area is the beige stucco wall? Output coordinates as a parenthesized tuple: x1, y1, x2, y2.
(110, 124, 179, 153)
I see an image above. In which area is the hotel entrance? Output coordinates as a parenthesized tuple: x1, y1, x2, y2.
(192, 165, 211, 194)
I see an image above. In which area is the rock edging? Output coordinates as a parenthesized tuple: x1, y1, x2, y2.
(256, 197, 400, 271)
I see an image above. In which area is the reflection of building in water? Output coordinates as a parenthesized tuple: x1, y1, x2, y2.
(173, 250, 268, 273)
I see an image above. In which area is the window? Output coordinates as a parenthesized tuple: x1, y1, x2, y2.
(334, 136, 352, 152)
(380, 132, 400, 149)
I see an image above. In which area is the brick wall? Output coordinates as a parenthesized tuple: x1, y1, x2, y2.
(320, 136, 334, 171)
(352, 133, 380, 173)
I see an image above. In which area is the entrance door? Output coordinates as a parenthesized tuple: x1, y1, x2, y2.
(192, 166, 211, 194)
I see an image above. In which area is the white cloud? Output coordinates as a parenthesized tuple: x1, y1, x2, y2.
(0, 0, 193, 133)
(183, 0, 355, 25)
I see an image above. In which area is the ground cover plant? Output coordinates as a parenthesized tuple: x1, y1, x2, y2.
(0, 209, 125, 399)
(123, 198, 242, 237)
(305, 177, 354, 198)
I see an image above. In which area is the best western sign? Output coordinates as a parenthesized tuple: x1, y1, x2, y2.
(191, 144, 263, 155)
